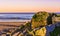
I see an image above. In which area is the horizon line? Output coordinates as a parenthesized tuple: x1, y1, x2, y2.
(0, 12, 60, 14)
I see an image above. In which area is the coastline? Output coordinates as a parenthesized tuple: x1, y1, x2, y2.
(0, 20, 31, 30)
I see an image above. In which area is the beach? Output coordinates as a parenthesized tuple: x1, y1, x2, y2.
(0, 20, 31, 31)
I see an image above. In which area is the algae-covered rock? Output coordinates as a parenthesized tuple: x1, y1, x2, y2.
(31, 11, 49, 29)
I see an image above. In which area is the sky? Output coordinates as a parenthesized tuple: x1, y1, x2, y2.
(0, 0, 60, 13)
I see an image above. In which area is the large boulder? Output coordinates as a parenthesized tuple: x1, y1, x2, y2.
(31, 11, 49, 29)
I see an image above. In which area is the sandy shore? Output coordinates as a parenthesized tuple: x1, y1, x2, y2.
(0, 20, 31, 31)
(0, 22, 26, 30)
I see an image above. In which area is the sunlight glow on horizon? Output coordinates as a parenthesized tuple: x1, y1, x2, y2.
(0, 0, 60, 13)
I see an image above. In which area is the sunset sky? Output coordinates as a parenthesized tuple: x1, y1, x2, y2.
(0, 0, 60, 13)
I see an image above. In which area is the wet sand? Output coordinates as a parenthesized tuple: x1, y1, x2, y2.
(0, 22, 26, 30)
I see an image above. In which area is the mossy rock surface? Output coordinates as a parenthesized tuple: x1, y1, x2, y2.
(31, 11, 49, 29)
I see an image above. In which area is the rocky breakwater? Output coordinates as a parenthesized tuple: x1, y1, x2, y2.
(9, 22, 60, 36)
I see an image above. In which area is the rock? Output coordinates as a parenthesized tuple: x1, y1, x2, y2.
(31, 11, 49, 29)
(50, 23, 60, 36)
(35, 27, 46, 36)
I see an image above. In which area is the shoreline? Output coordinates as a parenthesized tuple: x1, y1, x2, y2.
(0, 21, 29, 31)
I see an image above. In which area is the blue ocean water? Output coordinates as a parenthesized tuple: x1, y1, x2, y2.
(0, 13, 35, 20)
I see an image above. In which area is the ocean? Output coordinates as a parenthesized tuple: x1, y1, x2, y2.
(0, 13, 35, 22)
